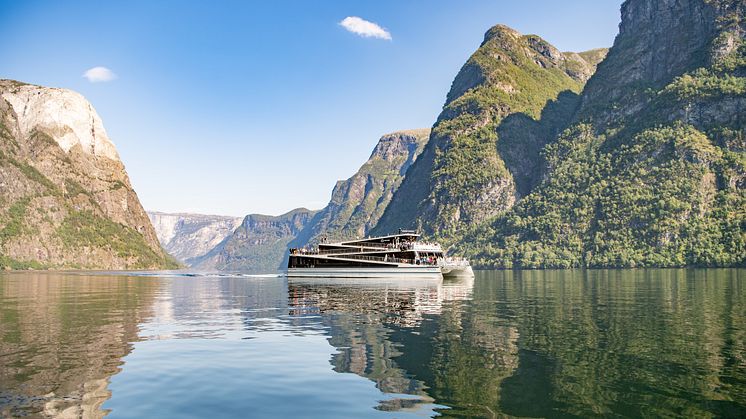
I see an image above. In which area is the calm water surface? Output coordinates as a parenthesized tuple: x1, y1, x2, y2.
(0, 269, 744, 418)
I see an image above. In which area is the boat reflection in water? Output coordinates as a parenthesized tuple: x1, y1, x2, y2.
(287, 275, 477, 414)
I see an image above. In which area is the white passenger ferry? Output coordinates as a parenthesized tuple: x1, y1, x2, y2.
(287, 230, 473, 279)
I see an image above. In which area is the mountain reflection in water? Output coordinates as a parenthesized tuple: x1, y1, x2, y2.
(0, 269, 744, 418)
(0, 273, 159, 417)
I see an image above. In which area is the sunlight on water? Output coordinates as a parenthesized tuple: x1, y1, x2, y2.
(0, 269, 744, 417)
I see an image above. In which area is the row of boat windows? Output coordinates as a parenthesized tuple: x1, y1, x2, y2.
(288, 257, 396, 268)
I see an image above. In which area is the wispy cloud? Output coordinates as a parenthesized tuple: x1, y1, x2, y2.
(83, 66, 117, 83)
(339, 16, 392, 40)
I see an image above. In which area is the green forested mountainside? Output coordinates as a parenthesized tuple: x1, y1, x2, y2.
(371, 25, 607, 240)
(0, 80, 176, 270)
(456, 0, 745, 268)
(293, 129, 429, 246)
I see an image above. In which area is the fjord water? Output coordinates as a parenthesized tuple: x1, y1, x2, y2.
(0, 270, 744, 418)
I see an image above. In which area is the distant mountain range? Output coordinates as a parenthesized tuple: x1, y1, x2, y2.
(3, 0, 743, 271)
(147, 211, 242, 265)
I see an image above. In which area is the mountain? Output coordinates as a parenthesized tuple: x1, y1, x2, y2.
(371, 25, 607, 240)
(295, 129, 430, 244)
(147, 211, 242, 265)
(0, 80, 176, 269)
(191, 208, 317, 273)
(457, 0, 745, 268)
(178, 129, 430, 272)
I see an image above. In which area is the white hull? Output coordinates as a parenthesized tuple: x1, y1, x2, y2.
(286, 266, 443, 280)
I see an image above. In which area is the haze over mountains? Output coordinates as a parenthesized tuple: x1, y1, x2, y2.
(147, 212, 242, 265)
(1, 0, 743, 271)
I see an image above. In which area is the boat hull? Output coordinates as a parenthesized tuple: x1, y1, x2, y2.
(442, 265, 474, 278)
(286, 266, 442, 279)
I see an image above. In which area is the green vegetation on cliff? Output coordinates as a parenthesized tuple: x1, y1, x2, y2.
(0, 198, 30, 243)
(58, 210, 178, 269)
(459, 123, 744, 268)
(456, 0, 745, 268)
(372, 25, 607, 240)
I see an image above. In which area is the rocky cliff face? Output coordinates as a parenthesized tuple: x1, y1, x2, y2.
(147, 211, 242, 266)
(192, 208, 317, 273)
(458, 0, 745, 268)
(296, 129, 429, 245)
(579, 0, 741, 125)
(0, 80, 175, 269)
(371, 26, 607, 240)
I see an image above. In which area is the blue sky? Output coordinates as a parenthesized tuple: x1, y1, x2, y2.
(0, 0, 623, 216)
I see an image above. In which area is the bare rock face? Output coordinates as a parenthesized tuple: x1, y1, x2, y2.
(578, 0, 744, 125)
(2, 83, 120, 160)
(0, 79, 174, 269)
(147, 211, 242, 265)
(561, 49, 608, 83)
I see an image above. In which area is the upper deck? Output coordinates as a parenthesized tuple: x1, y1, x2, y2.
(338, 231, 420, 247)
(289, 230, 445, 269)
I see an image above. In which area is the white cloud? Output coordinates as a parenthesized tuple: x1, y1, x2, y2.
(83, 66, 117, 83)
(339, 16, 392, 40)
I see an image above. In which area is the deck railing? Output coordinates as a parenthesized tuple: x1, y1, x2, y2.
(313, 246, 388, 255)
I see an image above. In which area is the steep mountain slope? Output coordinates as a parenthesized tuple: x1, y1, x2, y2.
(0, 80, 175, 269)
(192, 208, 317, 273)
(372, 26, 606, 240)
(147, 211, 242, 265)
(186, 129, 429, 272)
(459, 0, 745, 268)
(295, 129, 429, 245)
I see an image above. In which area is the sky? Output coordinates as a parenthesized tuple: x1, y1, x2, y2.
(0, 0, 623, 217)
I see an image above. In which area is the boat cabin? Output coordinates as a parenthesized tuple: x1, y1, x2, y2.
(288, 231, 444, 269)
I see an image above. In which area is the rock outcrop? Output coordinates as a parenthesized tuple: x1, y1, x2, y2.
(0, 80, 175, 269)
(371, 26, 607, 240)
(147, 211, 242, 265)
